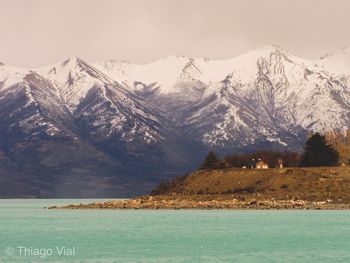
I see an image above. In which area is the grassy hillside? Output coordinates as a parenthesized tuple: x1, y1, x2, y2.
(152, 167, 350, 202)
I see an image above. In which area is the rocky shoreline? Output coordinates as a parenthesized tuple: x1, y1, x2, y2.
(48, 195, 350, 210)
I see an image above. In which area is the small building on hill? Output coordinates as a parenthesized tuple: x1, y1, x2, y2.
(277, 158, 284, 168)
(255, 160, 269, 169)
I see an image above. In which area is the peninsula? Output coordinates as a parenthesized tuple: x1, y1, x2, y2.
(50, 166, 350, 210)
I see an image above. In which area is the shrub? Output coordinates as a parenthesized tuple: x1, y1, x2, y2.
(281, 184, 288, 189)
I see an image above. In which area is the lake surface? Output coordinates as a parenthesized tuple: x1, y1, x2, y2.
(1, 199, 350, 262)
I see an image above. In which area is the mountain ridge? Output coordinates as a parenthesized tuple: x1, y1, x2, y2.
(1, 45, 350, 197)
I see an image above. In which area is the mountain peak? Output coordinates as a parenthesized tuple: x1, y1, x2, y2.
(62, 56, 85, 67)
(247, 44, 291, 56)
(98, 59, 132, 69)
(164, 54, 188, 60)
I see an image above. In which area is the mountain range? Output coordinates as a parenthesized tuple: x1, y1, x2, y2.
(1, 44, 350, 197)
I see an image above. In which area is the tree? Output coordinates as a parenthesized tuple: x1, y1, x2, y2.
(199, 151, 221, 170)
(300, 132, 339, 167)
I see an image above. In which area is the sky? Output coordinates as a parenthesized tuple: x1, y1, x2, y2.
(1, 0, 350, 68)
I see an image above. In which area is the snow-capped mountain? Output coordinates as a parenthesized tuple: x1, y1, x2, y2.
(94, 45, 350, 147)
(36, 56, 165, 143)
(1, 44, 350, 197)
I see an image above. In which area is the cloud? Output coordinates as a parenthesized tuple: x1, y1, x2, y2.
(0, 0, 349, 67)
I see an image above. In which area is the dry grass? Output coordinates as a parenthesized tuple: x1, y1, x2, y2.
(154, 167, 350, 202)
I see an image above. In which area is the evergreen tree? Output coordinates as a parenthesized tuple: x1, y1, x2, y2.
(300, 133, 339, 167)
(200, 151, 221, 170)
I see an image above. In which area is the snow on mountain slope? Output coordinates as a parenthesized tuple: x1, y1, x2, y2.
(166, 45, 350, 148)
(74, 82, 163, 143)
(92, 45, 350, 150)
(0, 71, 76, 139)
(319, 47, 350, 76)
(94, 45, 318, 94)
(94, 55, 206, 93)
(35, 57, 165, 144)
(94, 55, 249, 93)
(1, 44, 350, 150)
(36, 56, 115, 112)
(0, 63, 28, 89)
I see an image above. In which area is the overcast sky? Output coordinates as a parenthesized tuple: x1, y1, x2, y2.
(1, 0, 350, 68)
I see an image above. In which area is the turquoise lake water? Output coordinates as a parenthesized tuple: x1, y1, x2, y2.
(1, 200, 350, 262)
